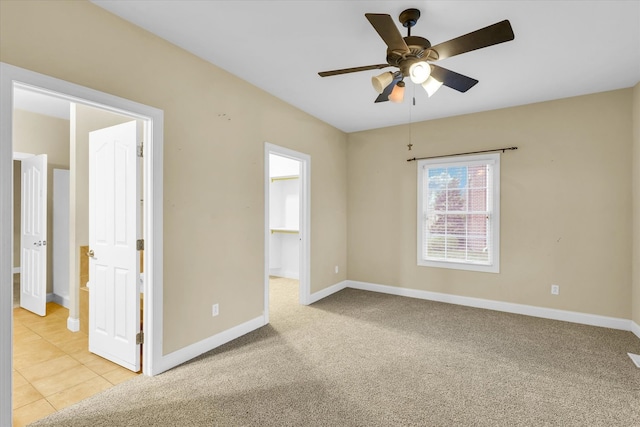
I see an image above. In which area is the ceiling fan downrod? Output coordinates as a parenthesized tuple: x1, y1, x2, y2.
(399, 8, 421, 37)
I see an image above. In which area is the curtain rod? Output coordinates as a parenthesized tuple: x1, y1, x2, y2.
(406, 146, 518, 162)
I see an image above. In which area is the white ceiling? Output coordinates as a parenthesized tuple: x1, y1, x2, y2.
(46, 1, 639, 132)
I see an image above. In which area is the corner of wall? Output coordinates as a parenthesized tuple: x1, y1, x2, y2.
(632, 81, 640, 326)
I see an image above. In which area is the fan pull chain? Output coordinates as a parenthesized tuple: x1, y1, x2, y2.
(408, 85, 414, 151)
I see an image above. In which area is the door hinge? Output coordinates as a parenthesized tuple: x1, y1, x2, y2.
(137, 142, 143, 158)
(136, 331, 144, 345)
(137, 239, 144, 251)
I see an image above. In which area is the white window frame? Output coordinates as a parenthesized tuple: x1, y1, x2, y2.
(417, 153, 500, 273)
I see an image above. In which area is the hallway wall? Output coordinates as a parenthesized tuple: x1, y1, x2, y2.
(13, 109, 70, 294)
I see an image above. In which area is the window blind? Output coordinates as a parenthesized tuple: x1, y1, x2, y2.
(417, 153, 500, 273)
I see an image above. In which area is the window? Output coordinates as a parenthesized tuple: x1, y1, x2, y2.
(417, 153, 500, 273)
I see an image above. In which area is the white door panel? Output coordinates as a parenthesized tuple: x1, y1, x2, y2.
(20, 154, 47, 316)
(89, 120, 140, 372)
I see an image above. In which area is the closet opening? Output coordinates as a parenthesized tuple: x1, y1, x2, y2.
(264, 143, 311, 324)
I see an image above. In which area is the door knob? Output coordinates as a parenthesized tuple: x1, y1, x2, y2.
(87, 249, 95, 257)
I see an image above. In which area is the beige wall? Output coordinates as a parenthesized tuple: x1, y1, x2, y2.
(0, 0, 348, 353)
(12, 109, 70, 293)
(348, 90, 633, 319)
(633, 82, 640, 326)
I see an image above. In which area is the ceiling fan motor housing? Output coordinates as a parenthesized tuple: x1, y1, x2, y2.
(386, 36, 432, 76)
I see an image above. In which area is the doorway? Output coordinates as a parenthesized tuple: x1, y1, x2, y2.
(1, 62, 164, 426)
(12, 87, 143, 356)
(12, 86, 143, 423)
(11, 151, 68, 314)
(264, 143, 311, 323)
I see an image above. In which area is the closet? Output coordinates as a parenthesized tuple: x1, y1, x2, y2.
(269, 154, 300, 279)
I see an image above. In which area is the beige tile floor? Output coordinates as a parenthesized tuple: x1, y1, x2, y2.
(12, 302, 140, 427)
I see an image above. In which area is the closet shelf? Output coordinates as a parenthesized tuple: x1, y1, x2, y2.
(270, 228, 299, 234)
(271, 175, 299, 182)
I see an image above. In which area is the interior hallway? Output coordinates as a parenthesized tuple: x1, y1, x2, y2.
(12, 296, 139, 426)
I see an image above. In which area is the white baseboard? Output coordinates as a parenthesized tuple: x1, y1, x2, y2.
(269, 268, 299, 280)
(154, 315, 265, 375)
(347, 280, 632, 332)
(308, 280, 347, 304)
(50, 294, 69, 308)
(269, 268, 280, 276)
(67, 317, 80, 332)
(628, 353, 640, 368)
(282, 270, 299, 280)
(148, 281, 640, 377)
(12, 267, 20, 274)
(632, 321, 640, 340)
(24, 293, 68, 309)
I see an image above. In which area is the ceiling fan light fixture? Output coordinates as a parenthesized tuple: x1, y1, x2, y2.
(319, 10, 515, 105)
(422, 75, 443, 97)
(371, 72, 394, 94)
(389, 81, 405, 103)
(409, 61, 431, 84)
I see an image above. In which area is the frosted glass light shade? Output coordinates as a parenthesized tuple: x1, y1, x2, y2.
(422, 76, 443, 97)
(389, 81, 405, 103)
(371, 72, 394, 94)
(409, 61, 431, 84)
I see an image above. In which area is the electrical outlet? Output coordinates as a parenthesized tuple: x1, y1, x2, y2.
(551, 285, 559, 295)
(335, 265, 339, 274)
(212, 303, 219, 317)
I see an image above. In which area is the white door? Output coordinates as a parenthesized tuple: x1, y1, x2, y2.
(20, 154, 48, 316)
(88, 121, 141, 372)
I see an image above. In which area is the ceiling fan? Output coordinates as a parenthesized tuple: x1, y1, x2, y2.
(318, 8, 515, 103)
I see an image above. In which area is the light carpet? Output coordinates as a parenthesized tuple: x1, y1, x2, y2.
(30, 278, 640, 426)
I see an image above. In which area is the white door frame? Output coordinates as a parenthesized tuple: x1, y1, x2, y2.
(264, 142, 311, 323)
(0, 62, 165, 425)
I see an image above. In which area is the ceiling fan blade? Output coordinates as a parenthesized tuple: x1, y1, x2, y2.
(427, 20, 514, 61)
(375, 74, 403, 103)
(365, 13, 410, 54)
(430, 65, 479, 93)
(318, 64, 391, 77)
